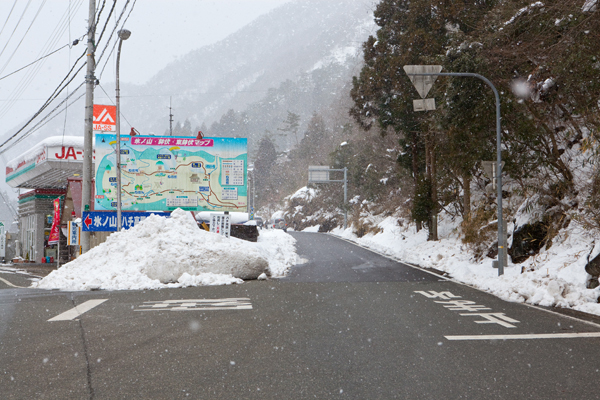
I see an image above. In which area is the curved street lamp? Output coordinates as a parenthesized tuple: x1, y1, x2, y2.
(404, 65, 505, 275)
(115, 29, 131, 231)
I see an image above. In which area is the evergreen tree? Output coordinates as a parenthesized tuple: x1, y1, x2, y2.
(350, 0, 448, 234)
(278, 111, 301, 146)
(350, 0, 498, 237)
(254, 135, 278, 205)
(294, 113, 327, 164)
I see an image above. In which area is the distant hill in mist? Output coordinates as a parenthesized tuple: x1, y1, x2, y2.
(121, 0, 376, 147)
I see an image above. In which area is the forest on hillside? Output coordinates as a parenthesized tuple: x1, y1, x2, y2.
(249, 0, 599, 265)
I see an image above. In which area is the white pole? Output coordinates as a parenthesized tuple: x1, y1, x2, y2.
(115, 30, 131, 231)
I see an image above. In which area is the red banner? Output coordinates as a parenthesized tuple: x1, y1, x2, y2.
(48, 198, 61, 245)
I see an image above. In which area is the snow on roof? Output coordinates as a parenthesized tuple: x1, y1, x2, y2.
(32, 208, 298, 290)
(270, 210, 286, 220)
(195, 211, 249, 224)
(6, 136, 87, 170)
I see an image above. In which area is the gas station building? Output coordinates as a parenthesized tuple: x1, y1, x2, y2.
(5, 136, 92, 263)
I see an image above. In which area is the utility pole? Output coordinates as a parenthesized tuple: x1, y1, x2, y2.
(80, 0, 96, 253)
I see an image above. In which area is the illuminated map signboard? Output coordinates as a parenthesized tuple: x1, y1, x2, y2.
(94, 134, 247, 212)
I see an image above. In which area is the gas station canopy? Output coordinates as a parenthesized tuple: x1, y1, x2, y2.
(5, 136, 91, 189)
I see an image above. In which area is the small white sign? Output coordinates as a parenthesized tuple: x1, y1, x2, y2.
(67, 221, 81, 246)
(0, 222, 5, 258)
(209, 213, 231, 238)
(413, 98, 436, 111)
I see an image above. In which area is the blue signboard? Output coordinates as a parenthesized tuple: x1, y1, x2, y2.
(82, 211, 170, 232)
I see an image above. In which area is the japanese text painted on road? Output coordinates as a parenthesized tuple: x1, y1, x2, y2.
(415, 290, 520, 328)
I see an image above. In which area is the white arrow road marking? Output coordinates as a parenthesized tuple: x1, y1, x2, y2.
(445, 332, 600, 341)
(0, 276, 25, 288)
(48, 299, 108, 321)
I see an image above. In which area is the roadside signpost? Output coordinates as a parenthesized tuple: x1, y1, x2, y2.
(404, 65, 505, 275)
(67, 221, 81, 246)
(67, 220, 81, 259)
(403, 65, 442, 111)
(210, 213, 231, 238)
(308, 166, 348, 230)
(481, 161, 505, 191)
(81, 211, 170, 232)
(0, 222, 5, 261)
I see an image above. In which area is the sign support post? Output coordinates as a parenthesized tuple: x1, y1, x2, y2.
(308, 166, 348, 230)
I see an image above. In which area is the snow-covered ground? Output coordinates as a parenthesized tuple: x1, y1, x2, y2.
(32, 208, 299, 291)
(328, 213, 600, 317)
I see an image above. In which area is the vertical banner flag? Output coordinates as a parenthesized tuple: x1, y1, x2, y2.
(48, 198, 61, 244)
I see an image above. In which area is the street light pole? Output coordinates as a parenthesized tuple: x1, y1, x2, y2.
(405, 70, 505, 276)
(115, 29, 131, 231)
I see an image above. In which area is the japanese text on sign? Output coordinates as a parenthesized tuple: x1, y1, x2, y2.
(221, 160, 244, 186)
(82, 211, 170, 232)
(210, 213, 231, 238)
(414, 290, 521, 328)
(130, 137, 214, 147)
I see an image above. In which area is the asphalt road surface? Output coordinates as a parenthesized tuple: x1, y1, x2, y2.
(1, 232, 600, 399)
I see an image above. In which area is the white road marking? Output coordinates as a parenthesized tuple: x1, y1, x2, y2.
(0, 276, 25, 288)
(135, 298, 252, 311)
(48, 299, 108, 321)
(445, 332, 600, 341)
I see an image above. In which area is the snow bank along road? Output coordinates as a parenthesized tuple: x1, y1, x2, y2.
(2, 232, 600, 399)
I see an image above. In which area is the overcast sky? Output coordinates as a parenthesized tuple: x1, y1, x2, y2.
(0, 0, 291, 134)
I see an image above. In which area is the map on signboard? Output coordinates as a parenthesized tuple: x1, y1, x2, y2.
(94, 134, 247, 212)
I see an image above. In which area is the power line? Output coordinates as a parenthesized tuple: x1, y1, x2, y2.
(0, 0, 33, 61)
(0, 0, 47, 76)
(0, 1, 19, 42)
(98, 0, 138, 80)
(0, 0, 137, 155)
(0, 83, 85, 155)
(0, 0, 85, 119)
(0, 40, 81, 82)
(98, 83, 134, 129)
(0, 54, 86, 153)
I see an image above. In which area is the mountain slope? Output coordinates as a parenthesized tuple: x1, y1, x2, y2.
(122, 0, 376, 135)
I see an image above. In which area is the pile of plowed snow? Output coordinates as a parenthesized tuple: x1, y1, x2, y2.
(32, 208, 298, 291)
